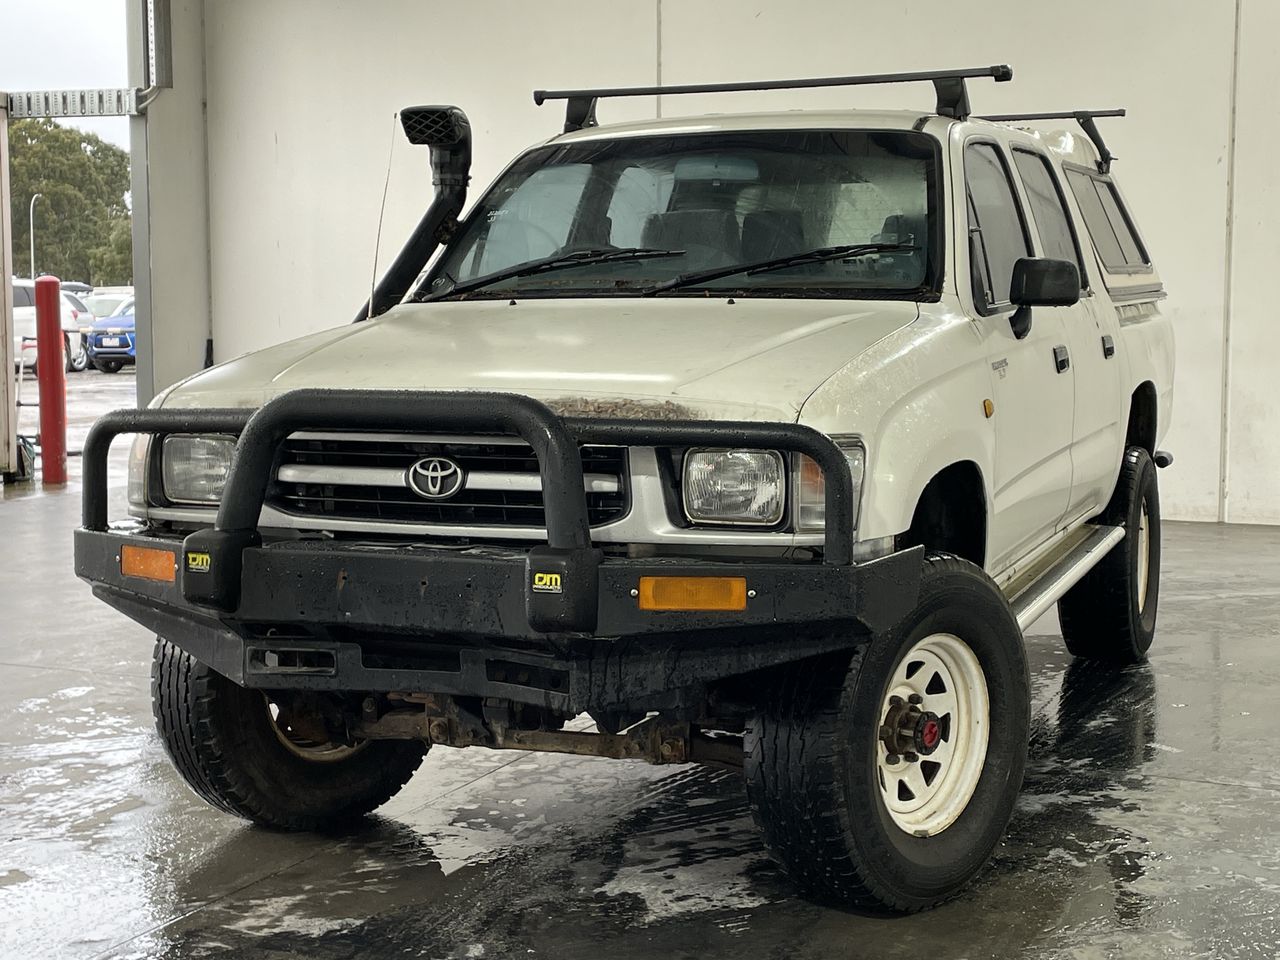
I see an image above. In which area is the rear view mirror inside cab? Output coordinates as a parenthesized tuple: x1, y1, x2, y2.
(673, 156, 760, 181)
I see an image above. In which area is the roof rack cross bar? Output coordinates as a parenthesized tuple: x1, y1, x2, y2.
(535, 65, 1014, 131)
(982, 109, 1126, 174)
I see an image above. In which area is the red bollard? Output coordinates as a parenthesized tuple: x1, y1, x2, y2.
(35, 275, 68, 485)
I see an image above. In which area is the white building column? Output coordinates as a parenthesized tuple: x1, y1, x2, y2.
(128, 0, 211, 405)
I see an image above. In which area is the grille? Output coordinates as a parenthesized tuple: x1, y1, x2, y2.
(269, 435, 628, 528)
(401, 108, 462, 145)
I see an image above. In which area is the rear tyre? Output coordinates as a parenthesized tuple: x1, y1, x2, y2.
(744, 554, 1029, 912)
(151, 638, 426, 830)
(65, 334, 89, 373)
(94, 358, 124, 374)
(1058, 447, 1160, 664)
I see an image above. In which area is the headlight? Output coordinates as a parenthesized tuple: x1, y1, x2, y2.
(795, 440, 865, 533)
(683, 449, 785, 525)
(127, 435, 151, 508)
(162, 434, 235, 504)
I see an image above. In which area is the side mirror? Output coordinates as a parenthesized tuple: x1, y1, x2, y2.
(1008, 257, 1080, 340)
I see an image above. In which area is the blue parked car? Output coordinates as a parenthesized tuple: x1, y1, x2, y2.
(87, 310, 136, 373)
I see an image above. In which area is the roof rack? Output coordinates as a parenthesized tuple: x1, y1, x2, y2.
(534, 65, 1014, 134)
(982, 109, 1126, 174)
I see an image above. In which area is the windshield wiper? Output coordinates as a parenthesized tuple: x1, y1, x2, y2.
(423, 247, 686, 300)
(641, 242, 916, 296)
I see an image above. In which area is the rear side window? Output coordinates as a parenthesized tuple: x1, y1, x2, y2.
(1012, 150, 1085, 287)
(965, 142, 1031, 308)
(12, 286, 34, 308)
(1065, 170, 1149, 272)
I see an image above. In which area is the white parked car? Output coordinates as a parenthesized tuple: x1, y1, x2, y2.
(84, 287, 135, 322)
(76, 66, 1173, 911)
(9, 278, 91, 373)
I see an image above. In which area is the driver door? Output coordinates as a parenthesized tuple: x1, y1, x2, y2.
(964, 140, 1075, 573)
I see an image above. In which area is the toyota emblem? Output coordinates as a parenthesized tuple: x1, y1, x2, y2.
(406, 457, 465, 500)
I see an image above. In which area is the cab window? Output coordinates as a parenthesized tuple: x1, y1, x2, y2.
(965, 142, 1031, 310)
(1012, 149, 1086, 287)
(1065, 169, 1150, 272)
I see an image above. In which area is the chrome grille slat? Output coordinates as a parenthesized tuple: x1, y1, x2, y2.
(275, 464, 621, 493)
(268, 435, 628, 528)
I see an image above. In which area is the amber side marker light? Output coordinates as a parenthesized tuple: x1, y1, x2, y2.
(120, 545, 177, 583)
(637, 576, 748, 612)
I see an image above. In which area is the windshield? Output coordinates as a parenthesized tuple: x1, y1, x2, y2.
(420, 129, 940, 301)
(86, 295, 125, 317)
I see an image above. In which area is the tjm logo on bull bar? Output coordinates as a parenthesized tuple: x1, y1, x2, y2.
(186, 551, 212, 573)
(531, 571, 562, 594)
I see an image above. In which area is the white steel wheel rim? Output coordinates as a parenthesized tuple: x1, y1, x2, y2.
(266, 697, 366, 763)
(1137, 501, 1151, 614)
(876, 633, 990, 837)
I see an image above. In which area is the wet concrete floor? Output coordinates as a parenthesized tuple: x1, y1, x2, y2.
(2, 372, 1280, 958)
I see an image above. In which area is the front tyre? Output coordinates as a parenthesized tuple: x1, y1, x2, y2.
(744, 554, 1029, 912)
(151, 638, 426, 830)
(1058, 447, 1160, 663)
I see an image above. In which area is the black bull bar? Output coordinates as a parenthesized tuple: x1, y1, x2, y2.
(78, 390, 919, 648)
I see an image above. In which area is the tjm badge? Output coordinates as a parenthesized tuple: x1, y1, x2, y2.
(186, 551, 212, 573)
(532, 572, 562, 593)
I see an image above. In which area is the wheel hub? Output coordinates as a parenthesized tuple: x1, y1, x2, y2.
(879, 696, 944, 759)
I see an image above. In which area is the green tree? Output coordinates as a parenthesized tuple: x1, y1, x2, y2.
(89, 217, 133, 286)
(8, 118, 132, 285)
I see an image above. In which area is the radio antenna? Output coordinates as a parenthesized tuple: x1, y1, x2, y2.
(369, 112, 399, 320)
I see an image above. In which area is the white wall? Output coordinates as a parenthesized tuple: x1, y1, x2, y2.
(148, 0, 1277, 524)
(1225, 0, 1280, 524)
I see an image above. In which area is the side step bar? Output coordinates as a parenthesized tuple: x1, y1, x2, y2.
(1008, 524, 1126, 631)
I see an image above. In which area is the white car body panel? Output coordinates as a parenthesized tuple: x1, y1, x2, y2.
(9, 278, 80, 368)
(160, 298, 919, 421)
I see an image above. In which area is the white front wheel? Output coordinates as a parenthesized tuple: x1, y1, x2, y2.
(877, 633, 989, 837)
(745, 554, 1029, 912)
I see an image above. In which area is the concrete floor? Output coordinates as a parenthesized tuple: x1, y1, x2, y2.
(3, 372, 1280, 959)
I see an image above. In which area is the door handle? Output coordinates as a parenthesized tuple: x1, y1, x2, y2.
(1101, 335, 1116, 358)
(1053, 345, 1070, 373)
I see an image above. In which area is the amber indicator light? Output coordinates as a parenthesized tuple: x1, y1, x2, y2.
(120, 545, 177, 583)
(637, 576, 748, 612)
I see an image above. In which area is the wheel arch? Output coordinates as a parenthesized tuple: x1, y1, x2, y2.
(895, 460, 989, 568)
(1126, 380, 1158, 455)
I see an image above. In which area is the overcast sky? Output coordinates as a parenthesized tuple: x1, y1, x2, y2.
(1, 0, 130, 148)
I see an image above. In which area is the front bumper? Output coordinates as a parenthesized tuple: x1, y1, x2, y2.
(75, 389, 922, 713)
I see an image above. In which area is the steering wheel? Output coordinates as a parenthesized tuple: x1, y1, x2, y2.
(494, 219, 564, 260)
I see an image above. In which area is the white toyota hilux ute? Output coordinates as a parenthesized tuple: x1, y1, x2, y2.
(76, 66, 1173, 911)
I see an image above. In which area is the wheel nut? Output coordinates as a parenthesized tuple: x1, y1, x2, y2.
(908, 693, 923, 705)
(903, 752, 919, 763)
(885, 753, 901, 765)
(890, 695, 904, 706)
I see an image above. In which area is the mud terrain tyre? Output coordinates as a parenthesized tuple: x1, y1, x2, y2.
(151, 638, 425, 830)
(1058, 446, 1160, 664)
(744, 554, 1029, 912)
